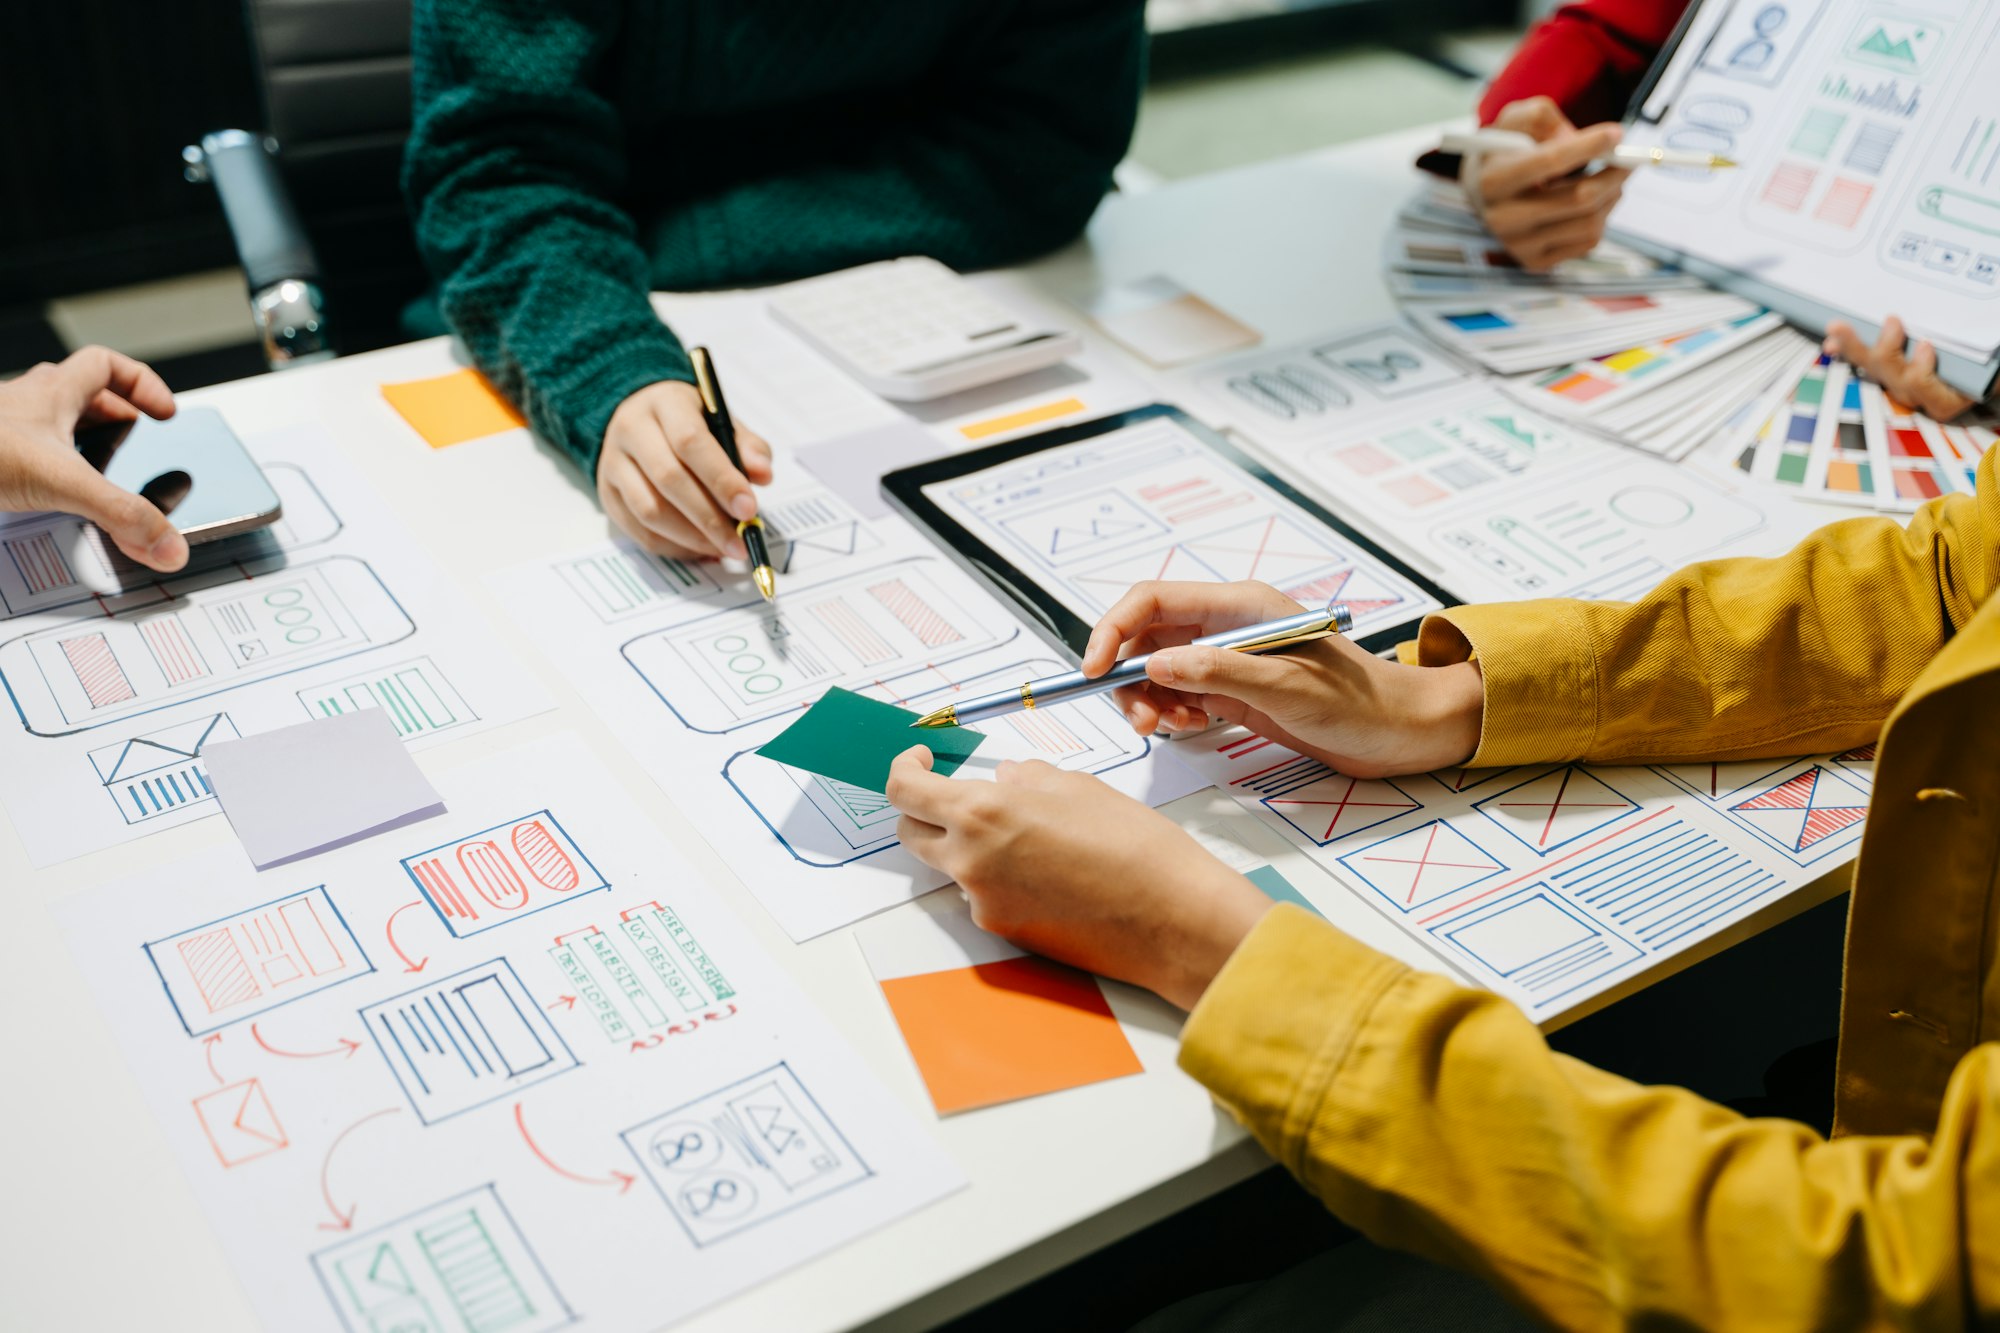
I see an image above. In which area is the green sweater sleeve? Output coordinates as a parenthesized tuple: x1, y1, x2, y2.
(405, 0, 1143, 480)
(405, 0, 689, 477)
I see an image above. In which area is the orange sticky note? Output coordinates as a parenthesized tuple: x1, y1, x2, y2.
(381, 368, 526, 448)
(877, 957, 1144, 1114)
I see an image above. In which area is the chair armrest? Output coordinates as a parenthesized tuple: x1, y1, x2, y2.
(183, 130, 335, 368)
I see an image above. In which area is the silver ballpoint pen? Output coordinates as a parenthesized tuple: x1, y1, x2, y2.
(908, 600, 1353, 729)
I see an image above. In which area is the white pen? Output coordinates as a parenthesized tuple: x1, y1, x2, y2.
(1438, 128, 1737, 174)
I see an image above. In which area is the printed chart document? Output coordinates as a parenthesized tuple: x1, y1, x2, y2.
(493, 477, 1205, 942)
(0, 424, 548, 866)
(1171, 324, 1825, 603)
(60, 731, 962, 1332)
(1617, 0, 2000, 360)
(1176, 728, 1873, 1021)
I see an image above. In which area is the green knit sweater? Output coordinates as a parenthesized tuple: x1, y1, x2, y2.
(404, 0, 1146, 476)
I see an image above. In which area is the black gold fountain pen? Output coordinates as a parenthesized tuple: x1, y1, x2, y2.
(689, 345, 777, 602)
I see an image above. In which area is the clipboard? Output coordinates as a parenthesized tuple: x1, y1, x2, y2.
(1614, 0, 2000, 402)
(880, 404, 1457, 660)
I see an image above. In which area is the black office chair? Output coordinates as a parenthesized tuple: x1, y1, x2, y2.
(181, 0, 421, 369)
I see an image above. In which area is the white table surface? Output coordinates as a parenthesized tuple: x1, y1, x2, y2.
(0, 122, 1850, 1333)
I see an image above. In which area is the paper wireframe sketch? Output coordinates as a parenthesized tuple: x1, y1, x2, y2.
(1175, 725, 1871, 1022)
(492, 465, 1205, 942)
(1615, 0, 2000, 361)
(0, 424, 549, 866)
(59, 731, 963, 1332)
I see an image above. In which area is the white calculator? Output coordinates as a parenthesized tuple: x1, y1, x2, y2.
(768, 256, 1082, 402)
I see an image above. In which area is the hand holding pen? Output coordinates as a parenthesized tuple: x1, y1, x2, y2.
(690, 346, 778, 601)
(1442, 97, 1734, 272)
(911, 600, 1352, 728)
(1078, 581, 1486, 779)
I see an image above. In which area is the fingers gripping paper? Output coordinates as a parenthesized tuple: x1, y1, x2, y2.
(757, 687, 984, 794)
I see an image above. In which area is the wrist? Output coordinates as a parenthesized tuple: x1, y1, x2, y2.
(1426, 660, 1485, 767)
(1160, 865, 1275, 1010)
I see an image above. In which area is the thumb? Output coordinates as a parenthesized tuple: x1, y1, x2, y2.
(41, 457, 188, 572)
(1146, 643, 1291, 700)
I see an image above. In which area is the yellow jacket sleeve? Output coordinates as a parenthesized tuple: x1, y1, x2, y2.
(1415, 451, 1998, 766)
(1181, 907, 2000, 1331)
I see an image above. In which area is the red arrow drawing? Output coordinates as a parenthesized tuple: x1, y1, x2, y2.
(319, 1108, 402, 1231)
(252, 1022, 362, 1061)
(385, 901, 430, 973)
(514, 1102, 634, 1193)
(546, 994, 577, 1012)
(203, 1033, 224, 1085)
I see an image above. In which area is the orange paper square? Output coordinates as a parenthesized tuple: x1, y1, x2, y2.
(878, 956, 1143, 1114)
(381, 368, 526, 448)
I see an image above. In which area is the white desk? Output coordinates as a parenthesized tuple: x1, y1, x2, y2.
(0, 123, 1848, 1333)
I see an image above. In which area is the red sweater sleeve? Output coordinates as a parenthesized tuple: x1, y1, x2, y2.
(1479, 0, 1691, 128)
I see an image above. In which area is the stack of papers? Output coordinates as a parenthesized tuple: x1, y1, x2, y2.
(1394, 184, 1986, 484)
(1387, 184, 1708, 301)
(1500, 312, 1820, 461)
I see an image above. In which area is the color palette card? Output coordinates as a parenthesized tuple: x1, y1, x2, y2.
(1729, 352, 1985, 512)
(1511, 311, 1784, 422)
(758, 687, 984, 794)
(1408, 289, 1758, 374)
(857, 893, 1143, 1115)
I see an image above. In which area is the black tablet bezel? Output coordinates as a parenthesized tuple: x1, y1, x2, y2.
(880, 403, 1458, 660)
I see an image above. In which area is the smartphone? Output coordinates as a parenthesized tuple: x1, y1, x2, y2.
(77, 406, 282, 543)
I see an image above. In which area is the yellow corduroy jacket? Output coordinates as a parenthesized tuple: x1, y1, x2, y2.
(1180, 443, 2000, 1330)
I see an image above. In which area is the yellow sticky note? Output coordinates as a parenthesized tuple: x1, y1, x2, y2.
(958, 397, 1087, 441)
(381, 368, 527, 448)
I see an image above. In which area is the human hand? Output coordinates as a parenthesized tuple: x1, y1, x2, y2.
(0, 346, 189, 571)
(1473, 97, 1629, 272)
(887, 748, 1272, 1009)
(1823, 316, 1976, 420)
(597, 379, 774, 560)
(1083, 581, 1484, 779)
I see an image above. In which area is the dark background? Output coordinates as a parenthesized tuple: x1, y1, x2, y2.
(1, 0, 1509, 309)
(3, 1, 262, 304)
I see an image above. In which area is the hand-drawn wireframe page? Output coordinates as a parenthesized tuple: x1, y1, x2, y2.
(0, 426, 549, 867)
(492, 481, 1206, 941)
(1616, 0, 2000, 354)
(1168, 322, 1479, 447)
(918, 410, 1445, 637)
(1212, 378, 1817, 603)
(1176, 727, 1873, 1022)
(58, 731, 962, 1333)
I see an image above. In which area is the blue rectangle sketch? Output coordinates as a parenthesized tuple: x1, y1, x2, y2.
(1436, 888, 1641, 1007)
(361, 959, 579, 1125)
(622, 1062, 871, 1247)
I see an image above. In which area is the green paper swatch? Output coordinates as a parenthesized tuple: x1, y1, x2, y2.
(757, 687, 985, 794)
